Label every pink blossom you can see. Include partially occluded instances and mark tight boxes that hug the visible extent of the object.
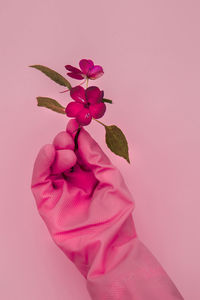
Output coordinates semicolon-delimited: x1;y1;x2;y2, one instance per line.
65;59;104;80
65;86;106;126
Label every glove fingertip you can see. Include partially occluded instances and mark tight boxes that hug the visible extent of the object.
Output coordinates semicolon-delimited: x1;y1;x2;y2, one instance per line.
40;144;56;163
53;131;74;150
66;119;81;138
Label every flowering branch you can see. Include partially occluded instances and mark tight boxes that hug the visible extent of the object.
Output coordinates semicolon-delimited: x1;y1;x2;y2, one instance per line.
30;59;130;163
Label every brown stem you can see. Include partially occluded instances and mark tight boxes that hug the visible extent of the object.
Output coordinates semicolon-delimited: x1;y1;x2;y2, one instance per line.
74;126;81;150
93;118;107;127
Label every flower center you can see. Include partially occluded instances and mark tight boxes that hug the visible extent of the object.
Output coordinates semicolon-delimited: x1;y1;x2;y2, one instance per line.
84;102;90;108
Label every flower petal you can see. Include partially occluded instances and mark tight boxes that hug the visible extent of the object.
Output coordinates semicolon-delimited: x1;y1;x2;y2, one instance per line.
65;102;84;117
85;86;102;104
70;86;86;103
88;65;104;79
67;72;84;80
79;59;94;75
76;108;92;126
89;102;106;119
65;65;82;74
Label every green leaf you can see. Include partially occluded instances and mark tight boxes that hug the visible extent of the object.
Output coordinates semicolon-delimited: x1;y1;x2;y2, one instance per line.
29;65;72;89
105;125;130;163
37;97;66;114
102;98;112;104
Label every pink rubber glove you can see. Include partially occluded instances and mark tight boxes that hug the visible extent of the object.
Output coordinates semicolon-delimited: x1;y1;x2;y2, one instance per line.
31;119;184;300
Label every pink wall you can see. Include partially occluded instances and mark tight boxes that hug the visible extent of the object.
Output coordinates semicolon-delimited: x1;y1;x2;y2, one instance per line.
1;0;199;299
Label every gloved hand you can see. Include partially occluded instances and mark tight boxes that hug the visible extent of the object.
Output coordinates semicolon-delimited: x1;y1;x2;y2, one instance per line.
31;119;184;300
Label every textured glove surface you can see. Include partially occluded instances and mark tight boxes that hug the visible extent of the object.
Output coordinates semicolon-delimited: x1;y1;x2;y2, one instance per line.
31;119;184;300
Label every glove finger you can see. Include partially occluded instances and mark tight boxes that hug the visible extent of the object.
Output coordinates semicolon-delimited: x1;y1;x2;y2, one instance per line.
51;149;77;174
53;131;75;150
31;144;55;187
31;144;56;208
31;131;77;208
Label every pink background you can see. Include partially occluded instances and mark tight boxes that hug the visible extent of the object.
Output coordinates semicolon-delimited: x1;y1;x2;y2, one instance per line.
1;1;199;299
